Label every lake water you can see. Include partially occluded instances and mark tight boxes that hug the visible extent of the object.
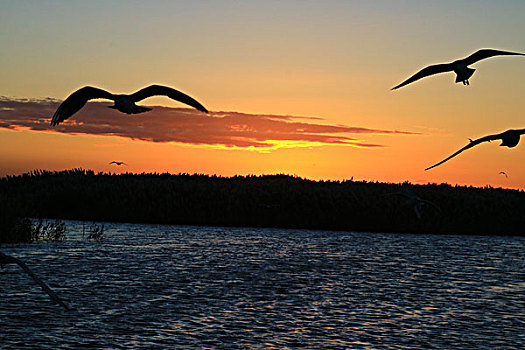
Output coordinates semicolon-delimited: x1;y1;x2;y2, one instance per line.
1;222;524;349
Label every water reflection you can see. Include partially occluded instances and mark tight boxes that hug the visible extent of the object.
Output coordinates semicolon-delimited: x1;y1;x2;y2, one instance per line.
1;223;524;349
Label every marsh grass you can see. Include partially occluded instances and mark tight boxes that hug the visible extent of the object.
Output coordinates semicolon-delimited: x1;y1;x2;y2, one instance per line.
2;168;525;236
86;223;105;242
0;201;32;243
31;219;66;242
0;199;66;243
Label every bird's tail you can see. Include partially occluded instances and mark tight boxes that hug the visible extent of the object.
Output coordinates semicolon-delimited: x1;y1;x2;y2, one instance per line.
455;68;475;83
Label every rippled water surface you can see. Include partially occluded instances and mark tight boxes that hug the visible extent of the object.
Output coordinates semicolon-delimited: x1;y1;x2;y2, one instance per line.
1;222;524;349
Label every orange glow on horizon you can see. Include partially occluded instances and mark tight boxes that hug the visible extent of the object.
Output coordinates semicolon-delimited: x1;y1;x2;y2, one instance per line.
1;2;524;189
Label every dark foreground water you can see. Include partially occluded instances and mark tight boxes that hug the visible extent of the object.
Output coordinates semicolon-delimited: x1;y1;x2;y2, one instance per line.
1;222;524;349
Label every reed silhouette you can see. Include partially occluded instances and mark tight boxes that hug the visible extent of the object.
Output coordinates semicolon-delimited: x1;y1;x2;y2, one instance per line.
2;169;524;236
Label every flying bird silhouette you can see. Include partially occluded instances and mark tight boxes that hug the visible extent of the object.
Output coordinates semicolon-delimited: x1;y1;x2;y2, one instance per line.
50;85;208;126
109;161;127;166
383;183;440;220
499;171;508;178
425;128;525;170
392;49;525;90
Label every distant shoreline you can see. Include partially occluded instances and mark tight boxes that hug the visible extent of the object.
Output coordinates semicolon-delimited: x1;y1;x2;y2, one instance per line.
2;169;525;237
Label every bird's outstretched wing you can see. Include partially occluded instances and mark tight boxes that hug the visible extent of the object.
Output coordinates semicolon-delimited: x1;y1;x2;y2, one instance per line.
391;63;453;90
0;252;71;310
419;198;441;213
463;49;525;66
425;132;504;170
51;86;114;126
130;85;208;113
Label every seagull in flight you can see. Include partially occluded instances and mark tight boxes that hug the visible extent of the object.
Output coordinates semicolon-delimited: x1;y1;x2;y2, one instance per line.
425;128;525;170
392;49;525;90
109;161;127;166
383;183;440;220
50;85;208;126
499;171;508;178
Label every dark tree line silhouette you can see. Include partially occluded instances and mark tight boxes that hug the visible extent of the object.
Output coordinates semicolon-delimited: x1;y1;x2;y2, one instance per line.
1;168;524;241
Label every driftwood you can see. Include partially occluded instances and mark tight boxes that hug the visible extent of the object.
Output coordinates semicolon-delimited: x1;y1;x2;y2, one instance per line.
0;251;71;310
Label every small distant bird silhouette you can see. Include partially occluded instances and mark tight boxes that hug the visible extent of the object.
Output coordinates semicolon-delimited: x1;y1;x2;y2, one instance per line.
109;161;127;166
392;49;525;90
499;171;508;178
50;85;208;126
425;128;525;170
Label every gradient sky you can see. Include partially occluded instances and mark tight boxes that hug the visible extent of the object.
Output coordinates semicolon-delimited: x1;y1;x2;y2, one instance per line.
1;1;524;188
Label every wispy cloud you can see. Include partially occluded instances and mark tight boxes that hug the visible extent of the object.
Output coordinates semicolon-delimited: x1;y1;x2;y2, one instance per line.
0;97;419;150
412;125;452;136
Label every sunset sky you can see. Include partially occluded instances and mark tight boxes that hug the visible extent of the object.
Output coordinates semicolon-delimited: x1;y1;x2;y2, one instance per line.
1;1;524;188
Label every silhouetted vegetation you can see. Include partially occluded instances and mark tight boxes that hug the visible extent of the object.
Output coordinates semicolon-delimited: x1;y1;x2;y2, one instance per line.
1;168;525;238
85;223;105;242
0;202;33;243
0;201;66;244
31;219;66;241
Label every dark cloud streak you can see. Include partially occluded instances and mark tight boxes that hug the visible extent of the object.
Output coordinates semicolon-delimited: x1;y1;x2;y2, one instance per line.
0;97;419;149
